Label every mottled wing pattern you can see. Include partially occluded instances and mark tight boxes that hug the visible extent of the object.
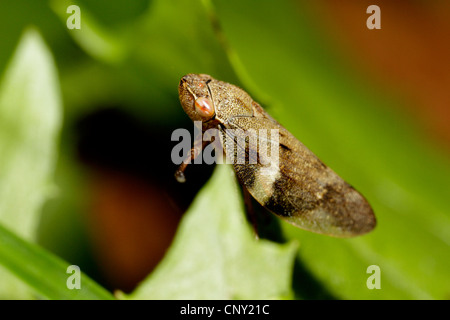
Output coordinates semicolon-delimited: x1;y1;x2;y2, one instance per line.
223;115;376;237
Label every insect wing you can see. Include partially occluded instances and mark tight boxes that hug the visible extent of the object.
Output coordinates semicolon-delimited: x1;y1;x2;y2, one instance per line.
225;115;376;237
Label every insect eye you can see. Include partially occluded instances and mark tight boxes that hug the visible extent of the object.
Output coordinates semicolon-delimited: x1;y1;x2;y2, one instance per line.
194;97;215;120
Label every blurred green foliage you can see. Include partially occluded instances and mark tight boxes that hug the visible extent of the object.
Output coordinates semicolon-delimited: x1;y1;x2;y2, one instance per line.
0;28;113;300
0;28;62;299
0;223;114;299
0;0;448;299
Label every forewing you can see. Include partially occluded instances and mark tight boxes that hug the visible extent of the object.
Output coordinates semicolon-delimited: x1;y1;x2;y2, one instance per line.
225;115;376;237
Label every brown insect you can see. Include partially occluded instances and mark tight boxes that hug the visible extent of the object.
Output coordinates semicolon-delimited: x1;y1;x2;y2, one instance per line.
175;73;376;237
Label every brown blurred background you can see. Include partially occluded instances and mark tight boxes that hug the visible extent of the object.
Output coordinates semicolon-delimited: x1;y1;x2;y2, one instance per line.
315;0;450;147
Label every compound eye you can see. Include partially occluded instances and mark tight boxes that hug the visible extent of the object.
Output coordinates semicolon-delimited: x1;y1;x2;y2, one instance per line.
194;97;215;120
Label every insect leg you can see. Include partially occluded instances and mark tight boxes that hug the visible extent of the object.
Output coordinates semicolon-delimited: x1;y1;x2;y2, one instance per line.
174;137;209;183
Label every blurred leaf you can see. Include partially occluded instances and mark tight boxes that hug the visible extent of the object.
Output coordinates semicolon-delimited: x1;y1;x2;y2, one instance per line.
50;0;126;64
127;165;297;300
0;223;114;300
0;1;64;74
0;28;62;298
75;0;151;27
210;0;450;299
53;0;239;122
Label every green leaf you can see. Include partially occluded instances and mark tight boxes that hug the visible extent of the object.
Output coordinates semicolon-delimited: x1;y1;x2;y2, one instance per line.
210;0;450;299
127;165;297;300
0;28;62;298
0;28;113;300
0;223;114;300
0;28;61;238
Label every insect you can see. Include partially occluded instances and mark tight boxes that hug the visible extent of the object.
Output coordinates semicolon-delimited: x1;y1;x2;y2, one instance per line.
175;73;376;237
